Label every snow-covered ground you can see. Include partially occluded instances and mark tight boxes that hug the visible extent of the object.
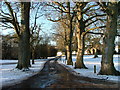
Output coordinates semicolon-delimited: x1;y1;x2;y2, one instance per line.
59;55;120;83
0;55;120;89
0;59;47;88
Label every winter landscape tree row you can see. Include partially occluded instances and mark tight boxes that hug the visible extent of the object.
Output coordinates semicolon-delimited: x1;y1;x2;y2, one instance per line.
0;1;120;75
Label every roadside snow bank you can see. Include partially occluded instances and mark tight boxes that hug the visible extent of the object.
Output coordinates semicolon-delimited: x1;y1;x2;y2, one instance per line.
0;59;46;88
59;55;120;83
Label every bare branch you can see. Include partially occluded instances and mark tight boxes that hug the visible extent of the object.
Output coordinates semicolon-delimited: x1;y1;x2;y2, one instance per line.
32;4;41;32
5;2;20;36
82;26;106;36
85;18;105;27
52;2;67;12
1;23;14;29
86;31;104;35
82;4;98;14
52;33;65;39
0;13;11;19
84;14;106;23
0;18;12;23
45;3;64;13
86;31;120;37
0;9;11;17
97;2;110;14
47;18;62;22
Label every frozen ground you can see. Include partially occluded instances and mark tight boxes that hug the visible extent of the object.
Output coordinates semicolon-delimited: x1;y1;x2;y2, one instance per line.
0;59;47;88
0;55;120;89
59;55;120;83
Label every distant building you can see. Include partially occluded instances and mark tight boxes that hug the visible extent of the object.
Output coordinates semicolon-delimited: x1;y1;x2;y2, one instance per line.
85;44;120;55
85;45;102;55
57;52;62;56
115;45;120;54
72;51;77;55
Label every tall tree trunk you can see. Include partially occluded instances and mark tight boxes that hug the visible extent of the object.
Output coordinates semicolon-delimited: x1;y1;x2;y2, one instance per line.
75;21;87;69
67;21;73;65
66;44;73;65
32;49;35;64
94;49;98;58
64;29;68;60
75;4;87;68
66;2;73;65
16;2;31;70
65;48;67;60
75;25;87;68
99;2;120;75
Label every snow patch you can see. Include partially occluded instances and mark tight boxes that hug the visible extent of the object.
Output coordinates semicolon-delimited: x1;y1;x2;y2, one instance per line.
59;55;120;83
0;60;46;88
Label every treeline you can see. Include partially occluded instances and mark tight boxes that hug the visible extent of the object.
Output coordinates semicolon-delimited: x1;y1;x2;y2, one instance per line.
0;1;120;75
2;35;57;60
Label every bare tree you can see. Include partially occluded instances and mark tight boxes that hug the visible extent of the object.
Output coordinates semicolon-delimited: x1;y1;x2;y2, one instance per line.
44;1;75;65
0;2;31;70
74;2;106;69
52;17;75;60
98;1;120;75
30;25;41;64
30;3;43;64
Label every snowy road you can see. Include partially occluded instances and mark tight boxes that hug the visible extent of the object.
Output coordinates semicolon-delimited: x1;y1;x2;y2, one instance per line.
2;59;119;89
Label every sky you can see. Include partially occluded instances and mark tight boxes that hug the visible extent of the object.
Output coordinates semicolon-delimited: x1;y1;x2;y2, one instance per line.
1;2;56;36
1;2;120;46
1;16;57;45
1;2;58;45
2;17;55;35
35;17;56;36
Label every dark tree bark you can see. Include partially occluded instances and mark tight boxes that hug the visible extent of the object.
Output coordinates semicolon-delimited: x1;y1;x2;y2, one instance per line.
75;21;87;69
66;2;73;65
16;2;31;70
32;49;35;64
94;49;98;58
2;2;31;70
99;2;120;75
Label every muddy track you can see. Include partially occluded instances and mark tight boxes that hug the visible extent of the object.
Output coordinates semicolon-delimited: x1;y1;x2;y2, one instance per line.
2;59;119;90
